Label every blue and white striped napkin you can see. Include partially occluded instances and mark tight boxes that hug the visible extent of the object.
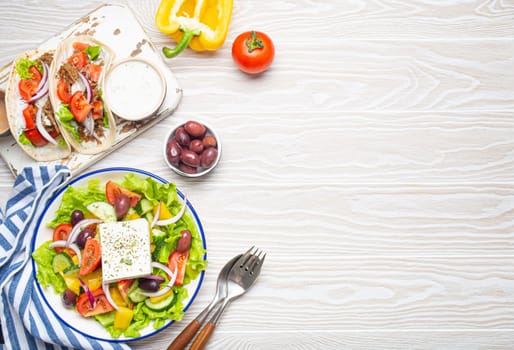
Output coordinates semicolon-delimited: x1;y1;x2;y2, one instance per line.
0;166;131;350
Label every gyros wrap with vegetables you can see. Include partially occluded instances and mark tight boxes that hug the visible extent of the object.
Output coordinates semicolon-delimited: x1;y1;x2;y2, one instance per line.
49;35;116;154
5;50;71;161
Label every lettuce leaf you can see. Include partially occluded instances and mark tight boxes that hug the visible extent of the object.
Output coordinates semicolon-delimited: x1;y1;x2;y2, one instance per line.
16;58;41;79
56;105;80;142
32;240;66;294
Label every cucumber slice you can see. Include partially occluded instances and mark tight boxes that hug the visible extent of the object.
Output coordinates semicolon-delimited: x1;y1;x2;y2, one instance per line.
127;282;147;303
137;198;154;216
94;311;116;327
144;289;176;311
62;264;80;277
52;253;73;273
87;201;117;222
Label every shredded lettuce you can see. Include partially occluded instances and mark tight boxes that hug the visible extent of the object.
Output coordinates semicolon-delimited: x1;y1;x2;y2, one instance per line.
16;58;41;79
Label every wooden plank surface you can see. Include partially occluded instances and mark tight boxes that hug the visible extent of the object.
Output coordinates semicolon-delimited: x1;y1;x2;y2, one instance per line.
0;0;513;349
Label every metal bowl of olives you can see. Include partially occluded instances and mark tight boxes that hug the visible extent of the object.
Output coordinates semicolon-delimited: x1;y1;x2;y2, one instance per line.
163;120;221;177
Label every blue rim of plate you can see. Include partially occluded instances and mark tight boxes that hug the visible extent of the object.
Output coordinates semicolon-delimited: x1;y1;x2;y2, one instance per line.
30;167;207;343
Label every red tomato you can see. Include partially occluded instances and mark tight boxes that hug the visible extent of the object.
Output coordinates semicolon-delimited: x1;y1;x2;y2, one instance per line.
24;129;48;147
87;64;102;82
68;51;88;69
92;100;103;120
72;42;90;52
79;237;101;276
18;79;38;102
52;223;72;253
105;181;141;208
232;31;275;74
167;250;189;286
29;65;43;83
69;91;92;123
22;104;37;130
57;79;71;104
117;279;134;306
76;287;115;317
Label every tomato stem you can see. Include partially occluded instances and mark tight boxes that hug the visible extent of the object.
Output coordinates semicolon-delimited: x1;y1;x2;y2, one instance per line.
245;31;264;53
162;27;201;58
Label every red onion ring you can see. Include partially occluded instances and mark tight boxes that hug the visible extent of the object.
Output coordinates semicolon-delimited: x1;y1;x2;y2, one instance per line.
35;63;49;94
142;275;165;282
155;195;187;227
102;283;119;310
84;113;94;135
78;71;93;103
66;218;103;247
139;262;177;298
79;277;95;308
150;202;161;229
35;107;57;145
49;240;82;264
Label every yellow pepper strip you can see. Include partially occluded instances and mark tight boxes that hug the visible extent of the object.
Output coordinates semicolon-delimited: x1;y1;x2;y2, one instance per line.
114;307;134;331
155;0;233;58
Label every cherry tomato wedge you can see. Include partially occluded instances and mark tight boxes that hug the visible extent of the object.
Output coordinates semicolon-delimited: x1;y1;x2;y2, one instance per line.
232;31;275;74
80;237;102;276
29;65;43;83
52;223;72;253
18;79;38;102
92;100;103;120
22;104;37;130
69;91;92;123
68;51;88;69
105;181;141;208
76;287;115;317
57;79;71;104
167;250;189;286
87;64;102;82
72;42;90;52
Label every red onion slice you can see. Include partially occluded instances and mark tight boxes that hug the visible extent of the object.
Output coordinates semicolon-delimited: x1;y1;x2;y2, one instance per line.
78;71;93;103
155;195;187;227
84;113;94;135
49;240;67;249
28;80;48;103
35;107;57;145
102;283;119;310
35;63;49;94
79;278;95;308
66;218;103;247
142;275;165;282
150;202;161;229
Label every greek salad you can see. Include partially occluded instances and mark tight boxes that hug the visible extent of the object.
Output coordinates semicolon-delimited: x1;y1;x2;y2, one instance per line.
32;173;207;339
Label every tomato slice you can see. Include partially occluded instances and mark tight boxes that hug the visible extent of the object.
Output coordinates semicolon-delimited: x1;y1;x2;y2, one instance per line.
105;181;142;208
18;79;38;102
80;237;102;276
29;65;43;83
57;79;71;104
167;250;189;286
92;100;103;120
87;64;102;82
72;42;90;52
69;91;92;123
52;223;72;253
76;287;115;317
24;129;48;147
68;51;88;69
22;104;37;130
117;279;134;306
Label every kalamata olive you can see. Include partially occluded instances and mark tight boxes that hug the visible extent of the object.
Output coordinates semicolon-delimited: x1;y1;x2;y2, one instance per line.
201;147;218;168
76;227;95;249
202;135;217;148
189;139;204;154
176;230;192;252
166;139;182;165
181;149;201;167
184;120;206;138
71;210;85;226
138;278;160;292
62;289;77;308
175;127;190;146
179;163;197;174
114;193;130;220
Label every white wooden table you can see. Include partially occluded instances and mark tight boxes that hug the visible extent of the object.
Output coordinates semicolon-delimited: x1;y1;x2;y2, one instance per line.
1;1;514;349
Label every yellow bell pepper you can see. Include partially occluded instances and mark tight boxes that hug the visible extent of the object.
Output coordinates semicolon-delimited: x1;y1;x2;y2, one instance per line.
114;307;134;331
155;0;233;58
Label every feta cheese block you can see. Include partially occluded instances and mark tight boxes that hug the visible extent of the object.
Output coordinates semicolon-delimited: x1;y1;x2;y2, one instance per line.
99;218;152;283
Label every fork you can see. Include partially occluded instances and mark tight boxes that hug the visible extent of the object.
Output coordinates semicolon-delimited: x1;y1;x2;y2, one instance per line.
189;247;265;350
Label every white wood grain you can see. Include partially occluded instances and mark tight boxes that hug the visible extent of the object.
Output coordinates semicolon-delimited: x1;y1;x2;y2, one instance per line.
0;0;513;349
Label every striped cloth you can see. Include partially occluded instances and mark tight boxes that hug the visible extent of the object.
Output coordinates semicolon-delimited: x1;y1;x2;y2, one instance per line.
0;166;131;350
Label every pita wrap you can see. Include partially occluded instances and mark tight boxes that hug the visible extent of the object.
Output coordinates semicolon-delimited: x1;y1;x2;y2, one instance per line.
5;50;71;161
49;35;116;154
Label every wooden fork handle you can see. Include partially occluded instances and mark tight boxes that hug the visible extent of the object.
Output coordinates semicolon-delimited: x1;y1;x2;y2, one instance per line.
167;320;202;350
189;322;216;350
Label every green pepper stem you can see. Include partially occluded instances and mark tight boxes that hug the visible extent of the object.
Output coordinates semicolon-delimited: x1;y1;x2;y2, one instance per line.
162;27;201;58
245;31;264;53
